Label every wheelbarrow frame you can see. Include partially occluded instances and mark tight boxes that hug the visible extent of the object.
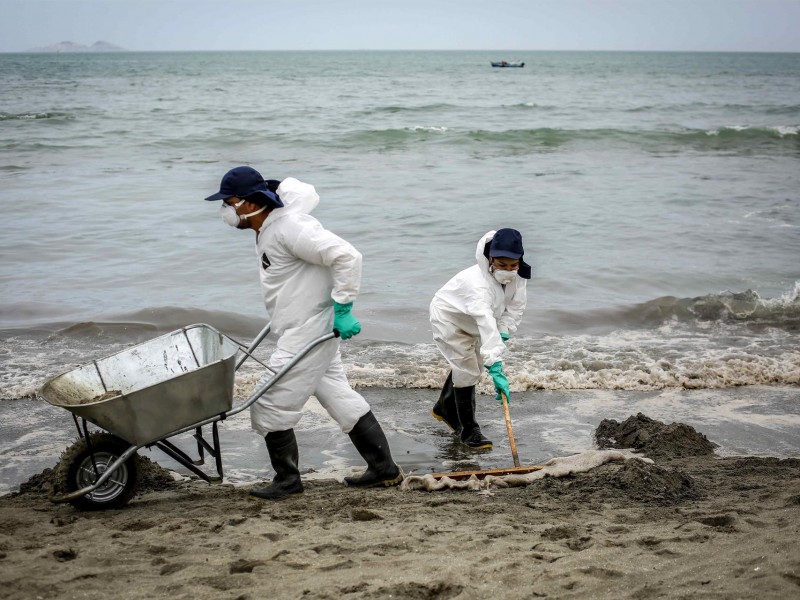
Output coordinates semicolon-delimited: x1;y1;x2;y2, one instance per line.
43;322;336;505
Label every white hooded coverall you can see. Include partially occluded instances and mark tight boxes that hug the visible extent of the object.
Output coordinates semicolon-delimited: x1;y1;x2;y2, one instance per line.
250;177;370;435
429;230;527;388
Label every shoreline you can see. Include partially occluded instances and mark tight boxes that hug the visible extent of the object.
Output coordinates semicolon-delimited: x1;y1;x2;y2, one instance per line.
2;385;800;497
1;414;799;599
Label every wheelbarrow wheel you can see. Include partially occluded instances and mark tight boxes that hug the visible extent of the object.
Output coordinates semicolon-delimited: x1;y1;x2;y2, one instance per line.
54;432;139;511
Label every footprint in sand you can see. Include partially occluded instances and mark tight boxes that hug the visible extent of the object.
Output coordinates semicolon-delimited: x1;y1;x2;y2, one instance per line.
696;514;737;529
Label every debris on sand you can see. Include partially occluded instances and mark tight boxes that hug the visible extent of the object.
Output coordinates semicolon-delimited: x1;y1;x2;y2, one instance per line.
595;412;717;459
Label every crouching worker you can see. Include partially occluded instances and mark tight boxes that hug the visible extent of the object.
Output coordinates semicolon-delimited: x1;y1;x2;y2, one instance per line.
205;166;402;499
429;229;530;449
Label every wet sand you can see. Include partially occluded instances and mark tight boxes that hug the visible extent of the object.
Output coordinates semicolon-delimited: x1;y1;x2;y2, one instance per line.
3;386;800;497
1;415;799;599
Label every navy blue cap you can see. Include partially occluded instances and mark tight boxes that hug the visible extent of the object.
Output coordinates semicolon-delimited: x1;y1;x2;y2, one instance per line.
489;228;524;259
205;166;283;208
483;228;532;279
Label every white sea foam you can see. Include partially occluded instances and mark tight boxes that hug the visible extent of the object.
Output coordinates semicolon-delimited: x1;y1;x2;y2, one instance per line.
328;319;800;392
705;125;799;137
774;125;800;136
9;314;799;403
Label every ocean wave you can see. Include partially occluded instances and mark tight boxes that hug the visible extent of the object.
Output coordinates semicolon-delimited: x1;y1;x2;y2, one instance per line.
764;104;800;116
504;102;558;110
468;125;800;147
704;125;799;138
547;283;800;333
107;123;800;154
0;141;87;152
625;102;800;115
228;326;800;395
360;102;559;115
8;323;798;402
508;329;800;392
1;306;265;340
324;125;800;153
362;103;457;115
3;286;798;400
0;111;72;121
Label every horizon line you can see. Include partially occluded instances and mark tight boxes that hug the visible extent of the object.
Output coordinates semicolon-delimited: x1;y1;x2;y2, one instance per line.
5;48;800;54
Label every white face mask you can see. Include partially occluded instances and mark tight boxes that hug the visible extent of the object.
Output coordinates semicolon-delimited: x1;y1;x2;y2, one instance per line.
491;267;517;285
220;199;267;228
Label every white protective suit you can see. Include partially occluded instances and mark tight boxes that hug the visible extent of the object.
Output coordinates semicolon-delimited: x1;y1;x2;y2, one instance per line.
429;230;527;388
250;177;370;435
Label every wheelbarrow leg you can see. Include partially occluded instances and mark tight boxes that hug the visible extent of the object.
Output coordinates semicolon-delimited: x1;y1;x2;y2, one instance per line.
81;418;101;479
194;427;206;465
154;439;223;483
192;422;225;478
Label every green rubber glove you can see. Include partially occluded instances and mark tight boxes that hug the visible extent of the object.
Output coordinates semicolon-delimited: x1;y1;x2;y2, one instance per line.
332;301;361;340
486;361;510;404
500;332;509;344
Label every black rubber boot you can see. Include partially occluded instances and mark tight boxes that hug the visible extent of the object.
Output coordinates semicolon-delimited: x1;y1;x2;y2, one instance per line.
249;429;304;500
343;411;404;487
454;385;493;450
432;371;463;435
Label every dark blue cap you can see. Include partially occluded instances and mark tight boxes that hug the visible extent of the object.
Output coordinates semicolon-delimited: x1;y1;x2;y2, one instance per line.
205;166;283;208
484;228;532;279
489;228;524;259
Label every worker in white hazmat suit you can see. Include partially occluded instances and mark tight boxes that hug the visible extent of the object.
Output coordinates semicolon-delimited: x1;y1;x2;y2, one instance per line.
429;229;530;449
205;166;402;499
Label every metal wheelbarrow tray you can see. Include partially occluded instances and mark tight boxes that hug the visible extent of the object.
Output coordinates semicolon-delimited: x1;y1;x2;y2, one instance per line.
40;324;239;447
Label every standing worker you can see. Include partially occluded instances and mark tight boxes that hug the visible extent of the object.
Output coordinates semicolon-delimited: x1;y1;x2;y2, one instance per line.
205;166;402;499
429;229;530;449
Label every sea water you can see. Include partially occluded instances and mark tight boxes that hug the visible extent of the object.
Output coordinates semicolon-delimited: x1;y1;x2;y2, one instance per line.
1;51;798;490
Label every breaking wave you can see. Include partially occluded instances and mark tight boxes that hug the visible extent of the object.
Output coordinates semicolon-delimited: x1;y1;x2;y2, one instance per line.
3;286;798;401
362;103;457;115
321;125;800;154
547;283;800;333
0;111;72;121
228;325;800;396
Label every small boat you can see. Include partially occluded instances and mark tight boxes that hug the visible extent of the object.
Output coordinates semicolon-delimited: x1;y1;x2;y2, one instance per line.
491;60;525;68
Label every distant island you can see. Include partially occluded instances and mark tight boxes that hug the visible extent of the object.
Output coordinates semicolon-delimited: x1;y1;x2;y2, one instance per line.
27;41;126;53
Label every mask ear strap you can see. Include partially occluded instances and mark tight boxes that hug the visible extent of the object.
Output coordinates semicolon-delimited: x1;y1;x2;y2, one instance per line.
241;205;267;220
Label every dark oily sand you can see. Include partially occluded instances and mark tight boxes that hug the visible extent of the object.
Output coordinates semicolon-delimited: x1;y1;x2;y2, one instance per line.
595;412;718;459
533;457;704;506
16;454;177;497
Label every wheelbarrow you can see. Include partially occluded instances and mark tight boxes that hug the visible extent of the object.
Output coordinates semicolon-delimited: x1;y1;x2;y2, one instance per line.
38;322;335;510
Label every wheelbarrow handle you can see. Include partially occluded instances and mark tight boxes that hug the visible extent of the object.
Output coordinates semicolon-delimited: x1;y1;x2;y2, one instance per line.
115;331;339;445
235;321;272;370
226;331;338;418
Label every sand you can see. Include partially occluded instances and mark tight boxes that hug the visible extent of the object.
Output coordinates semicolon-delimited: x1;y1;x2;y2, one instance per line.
1;414;799;600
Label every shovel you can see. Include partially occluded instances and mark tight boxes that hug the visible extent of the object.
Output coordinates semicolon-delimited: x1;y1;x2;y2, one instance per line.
430;391;543;481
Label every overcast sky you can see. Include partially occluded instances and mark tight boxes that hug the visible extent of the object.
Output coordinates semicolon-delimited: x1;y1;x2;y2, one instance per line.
1;0;799;53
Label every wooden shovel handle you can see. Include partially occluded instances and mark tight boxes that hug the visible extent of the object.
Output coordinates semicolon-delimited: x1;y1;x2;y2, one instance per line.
501;392;521;467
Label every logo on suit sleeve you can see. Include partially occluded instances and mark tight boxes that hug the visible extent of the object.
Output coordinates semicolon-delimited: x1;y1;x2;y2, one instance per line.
261;253;271;269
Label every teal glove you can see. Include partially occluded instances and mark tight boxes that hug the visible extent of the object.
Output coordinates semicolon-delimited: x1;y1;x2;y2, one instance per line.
332;301;361;340
486;361;510;404
500;332;509;344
